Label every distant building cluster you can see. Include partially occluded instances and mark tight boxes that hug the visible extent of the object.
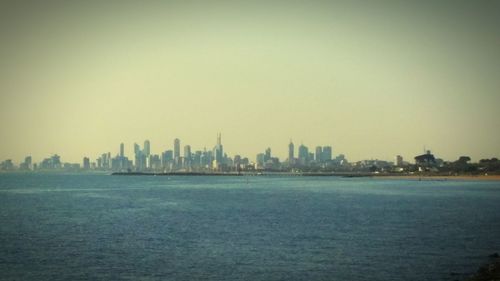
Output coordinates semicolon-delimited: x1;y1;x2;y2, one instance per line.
253;141;343;171
1;137;499;175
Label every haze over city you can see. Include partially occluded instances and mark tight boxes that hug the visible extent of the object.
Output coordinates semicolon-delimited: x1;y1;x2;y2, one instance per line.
1;1;499;163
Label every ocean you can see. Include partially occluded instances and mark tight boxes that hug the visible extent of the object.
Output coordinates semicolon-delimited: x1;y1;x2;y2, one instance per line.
0;173;499;281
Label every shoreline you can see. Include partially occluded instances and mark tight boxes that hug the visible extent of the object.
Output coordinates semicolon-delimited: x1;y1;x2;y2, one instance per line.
372;174;500;181
110;172;500;181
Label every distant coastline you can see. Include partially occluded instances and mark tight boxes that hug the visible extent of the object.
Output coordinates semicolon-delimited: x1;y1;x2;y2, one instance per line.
2;170;499;181
110;171;500;180
111;172;243;176
373;174;500;181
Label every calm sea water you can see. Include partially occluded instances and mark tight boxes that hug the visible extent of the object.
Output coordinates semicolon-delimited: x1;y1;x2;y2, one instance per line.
0;174;499;281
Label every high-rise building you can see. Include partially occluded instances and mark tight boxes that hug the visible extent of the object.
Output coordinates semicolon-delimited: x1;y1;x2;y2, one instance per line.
308;152;314;161
134;143;141;156
184;145;192;168
288;140;294;161
144;140;150;157
264;148;271;162
234;155;241;166
149;154;161;170
39;154;62;170
298;144;309;165
135;152;147;171
133;143;147;171
20;156;32;170
201;148;212;168
174;138;180;159
395;155;403;167
184;145;191;158
213;133;224;166
193;151;202;168
100;153;110;169
315;146;323;162
25;156;32;167
256;153;265;168
322;146;332;162
161;150;173;169
83;157;90;170
52;155;61;168
120;143;124;158
1;159;14;170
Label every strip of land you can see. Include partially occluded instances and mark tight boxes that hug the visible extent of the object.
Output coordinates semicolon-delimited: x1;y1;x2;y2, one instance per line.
372;174;500;181
111;171;500;180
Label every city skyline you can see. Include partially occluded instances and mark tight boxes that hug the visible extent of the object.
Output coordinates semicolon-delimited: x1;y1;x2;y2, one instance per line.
2;136;336;166
0;132;498;165
1;134;497;168
3;133;500;176
1;1;500;163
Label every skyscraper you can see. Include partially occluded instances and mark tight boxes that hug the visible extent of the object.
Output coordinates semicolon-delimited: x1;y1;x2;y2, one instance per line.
133;143;146;171
288;140;294;161
298;144;309;165
184;145;191;168
256;153;265;168
184;144;190;155
315;146;323;162
120;143;124;158
20;156;32;170
25;156;32;167
264;147;271;162
134;143;140;155
214;133;223;162
161;150;173;169
143;140;150;157
174;138;180;159
212;133;225;170
322;146;332;162
83;157;90;170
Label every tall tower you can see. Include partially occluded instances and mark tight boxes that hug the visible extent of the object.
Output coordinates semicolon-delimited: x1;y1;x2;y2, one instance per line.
322;146;332;161
184;145;191;159
298;144;308;162
184;145;192;169
174;138;180;159
120;143;124;158
143;140;150;157
214;133;223;163
265;147;271;162
315;146;323;162
83;157;90;170
288;140;294;161
134;143;141;156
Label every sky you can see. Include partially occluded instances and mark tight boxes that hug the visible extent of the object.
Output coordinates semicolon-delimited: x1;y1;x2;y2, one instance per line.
1;0;499;164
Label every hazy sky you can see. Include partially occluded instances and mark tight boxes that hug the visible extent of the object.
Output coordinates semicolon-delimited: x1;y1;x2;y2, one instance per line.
1;0;499;163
